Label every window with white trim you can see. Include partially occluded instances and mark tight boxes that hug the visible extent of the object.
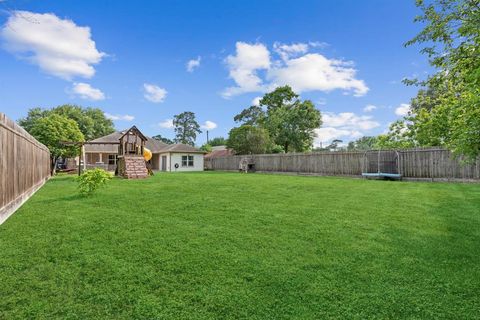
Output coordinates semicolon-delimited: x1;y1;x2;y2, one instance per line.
181;155;194;167
108;154;117;165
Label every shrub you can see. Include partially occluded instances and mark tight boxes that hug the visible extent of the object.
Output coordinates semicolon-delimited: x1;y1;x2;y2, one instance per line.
77;168;112;196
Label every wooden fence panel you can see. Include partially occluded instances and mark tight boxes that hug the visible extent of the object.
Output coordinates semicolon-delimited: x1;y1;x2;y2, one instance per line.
0;112;50;224
206;148;480;181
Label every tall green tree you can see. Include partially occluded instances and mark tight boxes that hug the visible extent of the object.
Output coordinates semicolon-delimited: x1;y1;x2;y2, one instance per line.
29;114;84;175
172;111;202;146
19;105;115;141
234;86;322;153
227;125;270;155
388;0;480;160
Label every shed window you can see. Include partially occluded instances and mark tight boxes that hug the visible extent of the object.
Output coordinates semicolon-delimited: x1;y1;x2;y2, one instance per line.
108;154;117;165
181;155;194;167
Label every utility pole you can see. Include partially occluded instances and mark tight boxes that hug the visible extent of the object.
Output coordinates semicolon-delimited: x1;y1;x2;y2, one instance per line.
206;130;209;144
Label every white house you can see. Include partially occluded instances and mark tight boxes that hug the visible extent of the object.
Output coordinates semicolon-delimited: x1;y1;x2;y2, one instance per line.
78;129;205;172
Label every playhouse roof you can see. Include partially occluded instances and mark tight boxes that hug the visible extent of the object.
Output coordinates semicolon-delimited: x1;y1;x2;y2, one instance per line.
118;126;148;142
83;128;204;154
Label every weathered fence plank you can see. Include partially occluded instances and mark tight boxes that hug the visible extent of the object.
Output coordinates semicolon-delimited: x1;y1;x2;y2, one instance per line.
0;112;50;224
206;148;480;181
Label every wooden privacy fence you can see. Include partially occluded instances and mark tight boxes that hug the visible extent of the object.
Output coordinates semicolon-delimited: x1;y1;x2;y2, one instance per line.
206;148;480;181
0;112;50;224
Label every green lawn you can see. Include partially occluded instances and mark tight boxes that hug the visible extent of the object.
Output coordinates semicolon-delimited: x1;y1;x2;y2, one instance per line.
0;172;479;319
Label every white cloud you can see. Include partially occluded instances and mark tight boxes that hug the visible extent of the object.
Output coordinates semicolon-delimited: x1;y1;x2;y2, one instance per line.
315;127;362;145
323;112;380;130
1;11;105;80
201;120;217;130
222;42;271;98
363;104;377;112
314;112;380;145
222;41;368;98
158;119;174;129
104;113;134;121
143;83;167;103
395;103;411;116
251;96;262;106
273;42;309;61
186;56;201;72
268;54;368;97
71;82;105;100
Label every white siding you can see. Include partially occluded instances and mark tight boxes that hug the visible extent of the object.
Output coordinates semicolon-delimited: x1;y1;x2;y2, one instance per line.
163;153;204;172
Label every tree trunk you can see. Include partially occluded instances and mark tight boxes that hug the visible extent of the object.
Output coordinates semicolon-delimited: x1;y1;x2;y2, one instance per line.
50;156;58;176
284;142;289;153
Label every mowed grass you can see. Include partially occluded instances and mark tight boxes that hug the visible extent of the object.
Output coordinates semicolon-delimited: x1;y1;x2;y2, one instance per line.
0;172;479;319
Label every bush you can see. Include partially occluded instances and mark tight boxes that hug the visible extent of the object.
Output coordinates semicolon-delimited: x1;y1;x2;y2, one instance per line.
77;168;112;196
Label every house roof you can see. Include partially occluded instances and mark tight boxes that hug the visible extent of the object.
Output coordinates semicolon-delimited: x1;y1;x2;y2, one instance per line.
205;148;234;159
84;129;203;154
159;143;207;154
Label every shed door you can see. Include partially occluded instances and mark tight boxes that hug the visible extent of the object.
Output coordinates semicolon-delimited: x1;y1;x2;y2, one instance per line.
161;156;167;171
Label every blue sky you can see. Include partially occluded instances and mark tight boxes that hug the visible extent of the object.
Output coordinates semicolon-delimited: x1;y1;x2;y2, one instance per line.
0;0;429;146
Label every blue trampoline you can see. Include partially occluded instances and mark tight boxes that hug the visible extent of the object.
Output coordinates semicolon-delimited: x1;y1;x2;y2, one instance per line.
362;150;402;180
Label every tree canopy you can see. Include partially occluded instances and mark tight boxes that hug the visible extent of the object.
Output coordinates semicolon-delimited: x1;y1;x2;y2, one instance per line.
347;136;379;151
233;86;322;153
29;113;84;174
173;111;202;146
19;105;115;141
152;134;174;144
382;0;480;160
227;125;270;155
208;137;227;146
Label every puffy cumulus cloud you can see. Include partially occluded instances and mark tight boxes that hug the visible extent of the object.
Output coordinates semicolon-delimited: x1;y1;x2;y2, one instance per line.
314;112;380;145
222;42;271;98
200;120;217;130
222;41;368;98
1;11;105;80
104;113;134;121
143;83;167;103
395;103;411;116
363;104;377;112
323;112;380;130
71;82;105;100
268;54;368;97
158;119;174;129
186;56;201;72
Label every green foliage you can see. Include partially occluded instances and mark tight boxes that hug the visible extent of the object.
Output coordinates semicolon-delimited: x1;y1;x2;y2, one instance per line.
19;105;115;141
200;143;212;152
227;125;270;155
234;86;322;153
347;136;379;151
391;0;480;160
270;144;285;153
29;114;84;173
234;105;265;126
172;111;202;146
76;168;112;196
152;134;174;144
208;136;228;147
